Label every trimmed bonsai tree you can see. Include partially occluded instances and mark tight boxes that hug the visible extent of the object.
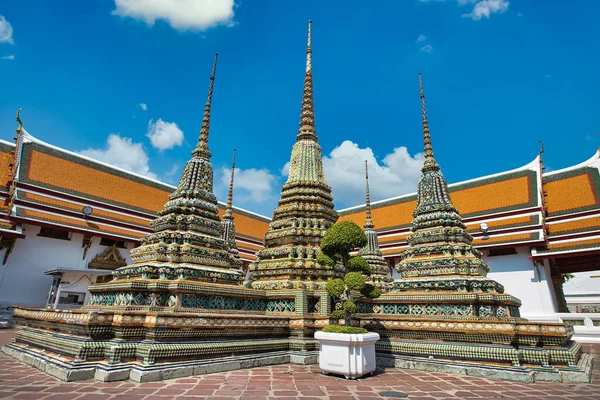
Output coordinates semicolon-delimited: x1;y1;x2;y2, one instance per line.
318;220;381;333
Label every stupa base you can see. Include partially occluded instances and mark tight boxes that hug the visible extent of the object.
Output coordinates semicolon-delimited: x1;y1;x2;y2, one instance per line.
2;340;307;382
376;342;594;383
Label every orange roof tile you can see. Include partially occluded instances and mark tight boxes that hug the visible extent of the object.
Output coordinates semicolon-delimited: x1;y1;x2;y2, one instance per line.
545;238;600;251
338;200;417;230
465;215;536;232
381;247;406;256
339;171;536;231
452;176;532;215
545;172;599;215
472;233;536;246
550;217;600;236
21;192;152;228
19;209;144;240
0;146;13;190
23;147;170;214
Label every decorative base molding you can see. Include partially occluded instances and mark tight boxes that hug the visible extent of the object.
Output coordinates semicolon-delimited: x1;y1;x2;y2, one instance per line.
376;351;594;383
2;343;292;383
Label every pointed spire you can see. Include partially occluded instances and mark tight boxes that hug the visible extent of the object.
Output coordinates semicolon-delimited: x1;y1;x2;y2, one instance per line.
364;160;374;229
296;20;317;142
193;53;219;159
418;73;440;172
418;73;434;159
223;149;236;220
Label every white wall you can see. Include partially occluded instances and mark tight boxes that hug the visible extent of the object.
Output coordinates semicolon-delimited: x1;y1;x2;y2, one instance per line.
0;224;132;309
563;271;600;295
484;247;558;318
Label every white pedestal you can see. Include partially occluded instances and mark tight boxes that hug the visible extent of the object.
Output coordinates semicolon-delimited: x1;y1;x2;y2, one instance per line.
314;331;380;379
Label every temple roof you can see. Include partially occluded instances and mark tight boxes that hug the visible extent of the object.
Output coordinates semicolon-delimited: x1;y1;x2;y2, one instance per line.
339;156;545;257
5;133;269;261
1;129;598;263
532;149;600;260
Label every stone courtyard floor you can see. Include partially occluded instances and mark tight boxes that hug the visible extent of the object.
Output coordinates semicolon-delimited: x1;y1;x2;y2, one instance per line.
0;329;598;400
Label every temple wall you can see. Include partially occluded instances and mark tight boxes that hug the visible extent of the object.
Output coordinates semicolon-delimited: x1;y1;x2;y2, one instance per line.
0;224;132;310
484;247;558;318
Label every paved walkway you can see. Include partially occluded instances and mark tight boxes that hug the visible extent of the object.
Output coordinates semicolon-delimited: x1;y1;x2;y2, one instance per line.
0;329;598;400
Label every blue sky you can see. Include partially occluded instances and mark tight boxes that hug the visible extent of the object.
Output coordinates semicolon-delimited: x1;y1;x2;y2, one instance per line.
0;0;598;216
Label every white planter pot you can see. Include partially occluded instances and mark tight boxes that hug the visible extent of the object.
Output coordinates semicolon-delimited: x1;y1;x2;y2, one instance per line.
314;331;380;379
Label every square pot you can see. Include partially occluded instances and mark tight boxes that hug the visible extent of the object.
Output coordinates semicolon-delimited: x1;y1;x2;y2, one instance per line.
314;331;380;379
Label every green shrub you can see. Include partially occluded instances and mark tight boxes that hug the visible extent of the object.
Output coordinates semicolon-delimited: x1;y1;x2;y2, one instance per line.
325;278;345;297
316;251;335;267
332;309;345;319
348;256;371;275
342;300;357;314
321;325;368;334
321;221;367;258
344;272;365;291
360;283;381;299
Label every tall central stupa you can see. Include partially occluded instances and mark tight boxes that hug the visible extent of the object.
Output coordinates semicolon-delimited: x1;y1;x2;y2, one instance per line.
250;21;341;290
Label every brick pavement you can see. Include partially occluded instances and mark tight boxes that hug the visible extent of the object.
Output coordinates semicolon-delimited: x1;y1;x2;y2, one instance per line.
0;329;598;399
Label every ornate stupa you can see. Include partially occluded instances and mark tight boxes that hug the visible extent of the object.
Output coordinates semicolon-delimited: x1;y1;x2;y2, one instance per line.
390;73;502;294
250;21;341;290
359;160;392;290
88;53;245;309
221;149;243;271
356;75;587;380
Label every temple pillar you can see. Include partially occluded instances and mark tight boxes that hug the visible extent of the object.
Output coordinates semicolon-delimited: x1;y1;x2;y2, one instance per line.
549;260;569;313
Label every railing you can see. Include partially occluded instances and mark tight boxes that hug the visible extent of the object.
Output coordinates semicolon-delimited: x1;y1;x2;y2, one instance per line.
556;313;600;343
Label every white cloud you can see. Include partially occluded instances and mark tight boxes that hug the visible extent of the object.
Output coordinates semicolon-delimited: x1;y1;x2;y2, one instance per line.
218;166;278;206
282;141;423;208
113;0;235;31
420;44;433;53
79;134;158;180
417;34;427;42
420;0;509;20
2;54;15;60
146;118;184;151
0;16;13;44
462;0;509;20
138;103;147;111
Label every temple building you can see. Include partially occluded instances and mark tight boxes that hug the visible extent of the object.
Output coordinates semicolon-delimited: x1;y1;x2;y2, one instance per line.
0;21;595;382
0;26;598;340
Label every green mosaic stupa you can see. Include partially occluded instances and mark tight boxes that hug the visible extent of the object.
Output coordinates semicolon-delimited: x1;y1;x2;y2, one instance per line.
359;161;392;290
389;73;506;299
109;53;245;293
250;20;342;290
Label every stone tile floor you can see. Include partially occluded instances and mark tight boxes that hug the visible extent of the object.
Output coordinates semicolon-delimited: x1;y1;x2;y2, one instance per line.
0;329;598;400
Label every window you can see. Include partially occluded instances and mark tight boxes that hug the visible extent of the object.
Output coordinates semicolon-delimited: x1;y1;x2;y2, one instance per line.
57;292;86;306
487;248;517;257
99;238;126;248
95;275;113;283
38;227;70;240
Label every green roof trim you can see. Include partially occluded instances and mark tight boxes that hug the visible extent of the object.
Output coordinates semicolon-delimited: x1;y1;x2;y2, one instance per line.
0;141;15;153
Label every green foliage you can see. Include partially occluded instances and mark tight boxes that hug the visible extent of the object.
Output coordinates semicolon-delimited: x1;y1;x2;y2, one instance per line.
360;283;382;299
562;273;575;283
348;256;371;275
316;251;335;267
320;221;367;258
344;272;365;291
332;309;345;319
342;300;357;314
321;325;368;334
325;279;345;297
